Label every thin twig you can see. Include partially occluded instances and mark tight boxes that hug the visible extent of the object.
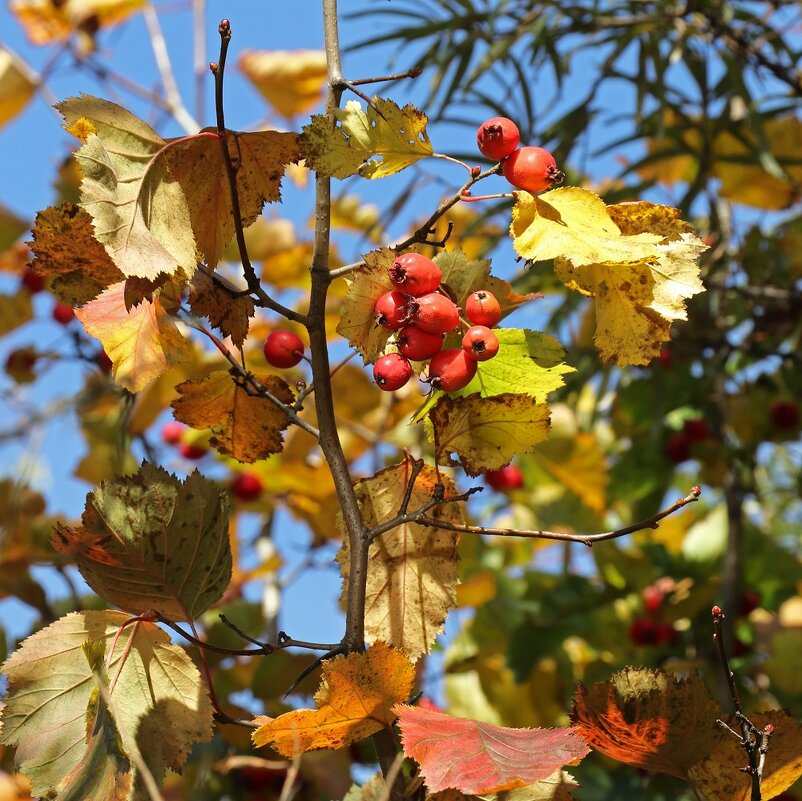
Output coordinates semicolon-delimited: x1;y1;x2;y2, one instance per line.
348;66;423;86
192;0;206;124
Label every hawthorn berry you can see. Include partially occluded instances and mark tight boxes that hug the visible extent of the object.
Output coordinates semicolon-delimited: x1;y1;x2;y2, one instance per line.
462;325;500;362
161;421;185;445
52;302;75;325
374;290;408;331
404;293;460;335
770;399;799;430
95;349;113;374
396;325;445;361
427;348;477;392
664;431;692;464
231;472;264;502
682;418;710;442
264;330;304;369
642;586;663;616
737;590;760;617
20;268;45;294
4;348;37;381
465;290;501;328
503;146;563;193
629;618;660;646
389;253;442;297
484;464;524;492
655;622;679;646
179;442;207;460
373;353;413;391
476;116;520;161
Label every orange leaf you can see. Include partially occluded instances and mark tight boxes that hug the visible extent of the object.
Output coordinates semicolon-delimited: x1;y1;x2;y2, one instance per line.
252;642;414;756
395;705;589;794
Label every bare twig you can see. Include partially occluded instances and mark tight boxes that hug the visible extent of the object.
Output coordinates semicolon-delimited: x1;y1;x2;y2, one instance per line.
348;66;423;86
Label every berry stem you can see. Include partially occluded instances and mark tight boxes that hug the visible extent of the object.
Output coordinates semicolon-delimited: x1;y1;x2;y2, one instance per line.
431;152;474;176
460;191;515;203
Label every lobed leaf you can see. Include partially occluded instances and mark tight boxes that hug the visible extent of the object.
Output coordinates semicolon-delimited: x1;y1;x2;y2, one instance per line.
189;270;255;348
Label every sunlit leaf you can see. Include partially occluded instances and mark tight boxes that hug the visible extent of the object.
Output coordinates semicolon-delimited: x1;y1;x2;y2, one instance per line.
189;270;255;348
252;642;414;755
0;290;33;336
0;47;37;129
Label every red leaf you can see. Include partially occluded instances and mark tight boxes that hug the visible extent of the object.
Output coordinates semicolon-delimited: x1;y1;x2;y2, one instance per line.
394;704;589;795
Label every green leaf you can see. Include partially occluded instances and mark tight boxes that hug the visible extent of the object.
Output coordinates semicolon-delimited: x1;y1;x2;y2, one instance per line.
0;610;212;800
52;462;231;621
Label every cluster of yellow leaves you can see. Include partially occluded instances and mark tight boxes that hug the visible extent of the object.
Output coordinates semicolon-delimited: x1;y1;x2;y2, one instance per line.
0;47;38;129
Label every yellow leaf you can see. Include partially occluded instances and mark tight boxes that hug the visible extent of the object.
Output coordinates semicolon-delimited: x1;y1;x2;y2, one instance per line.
330;194;381;240
0;47;37;129
456;570;497;608
239;50;327;119
301;98;432;180
431;393;551;476
172;370;294;463
252;642;414;756
75;281;193;393
337;462;463;659
0;291;33;337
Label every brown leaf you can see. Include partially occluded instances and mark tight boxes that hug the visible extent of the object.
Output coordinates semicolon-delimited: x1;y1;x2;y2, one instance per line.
172;370;294;463
252;642;415;756
189;269;255;348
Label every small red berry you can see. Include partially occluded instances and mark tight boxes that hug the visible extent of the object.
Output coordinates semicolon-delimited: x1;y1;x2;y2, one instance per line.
374;290;408;331
484;464;524;492
711;605;723;617
96;349;113;374
388;253;442;297
643;586;663;616
231;472;263;502
503;146;563;193
664;431;692;464
476;117;520;161
770;399;799;430
682;418;710;442
264;330;304;369
462;325;500;362
52;302;75;325
629;618;660;646
404;293;460;335
161;421;185;445
179;442;207;460
428;348;477;392
20;268;45;294
738;590;760;617
659;346;673;368
655;623;679;646
465;290;501;328
373;353;413;391
396;325;445;361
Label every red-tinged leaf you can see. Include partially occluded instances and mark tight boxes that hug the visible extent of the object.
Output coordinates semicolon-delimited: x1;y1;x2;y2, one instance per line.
394;704;589;795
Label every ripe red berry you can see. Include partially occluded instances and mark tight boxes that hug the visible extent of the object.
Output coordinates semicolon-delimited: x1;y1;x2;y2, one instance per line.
655;622;679;646
396;325;445;361
643;586;663;616
484;464;524;492
659;346;672;368
264;330;304;369
427;348;477;392
629;618;660;646
20;268;45;294
664;431;692;464
404;293;460;335
161;421;185;445
770;399;799;430
388;253;442;297
462;325;500;362
231;472;264;502
476;117;520;161
503;146;563;193
95;349;113;374
682;418;710;442
179;442;207;460
738;590;760;617
465;290;501;328
52;302;75;325
374;290;408;331
373;353;413;391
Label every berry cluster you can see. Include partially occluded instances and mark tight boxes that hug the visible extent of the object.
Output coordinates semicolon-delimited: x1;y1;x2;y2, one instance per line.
373;253;503;393
476;117;563;193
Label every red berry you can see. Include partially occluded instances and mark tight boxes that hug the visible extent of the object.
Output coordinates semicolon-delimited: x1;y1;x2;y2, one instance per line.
629;618;660;646
373;353;413;391
396;325;444;361
404;293;460;335
465;290;501;328
427;348;477;392
711;605;723;617
770;399;799;430
462;325;500;362
264;330;304;369
161;421;185;445
682;418;710;442
96;349;113;374
738;590;760;617
374;290;408;331
655;622;679;646
502;146;563;193
664;431;692;464
179;442;207;460
484;464;524;492
643;586;663;616
231;472;263;502
52;302;75;325
4;347;37;377
389;253;442;297
20;268;45;294
476;117;520;161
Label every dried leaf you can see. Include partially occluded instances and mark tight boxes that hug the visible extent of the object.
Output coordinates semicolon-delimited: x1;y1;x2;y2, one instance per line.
427;770;579;801
431;393;550;475
189;270;255;347
75;281;193;393
52;462;231;621
337;462;463;659
252;642;414;756
172;370;294;463
0;47;37;129
396;705;589;795
0;610;212;799
0;291;33;336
